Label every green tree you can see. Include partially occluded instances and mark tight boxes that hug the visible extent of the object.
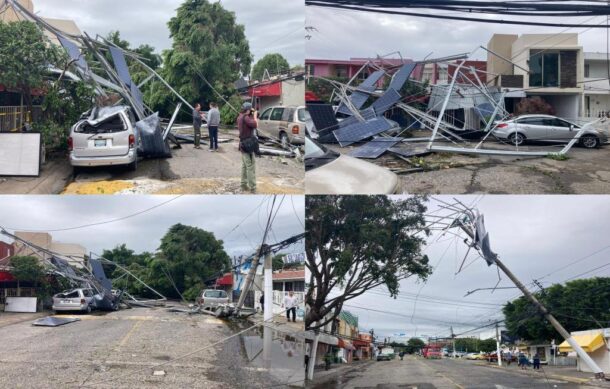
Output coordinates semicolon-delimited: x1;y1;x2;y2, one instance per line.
0;21;63;119
454;337;496;353
272;253;285;271
306;76;348;103
157;223;231;300
251;53;290;81
405;337;426;353
220;95;243;126
305;195;432;330
503;277;610;342
150;0;252;116
10;256;45;290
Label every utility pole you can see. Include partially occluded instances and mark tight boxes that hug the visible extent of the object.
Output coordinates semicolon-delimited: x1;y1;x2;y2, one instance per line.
495;322;502;367
235;247;263;312
450;327;456;359
457;213;606;379
263;249;273;369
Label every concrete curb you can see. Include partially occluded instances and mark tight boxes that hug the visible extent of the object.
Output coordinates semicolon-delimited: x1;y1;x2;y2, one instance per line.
473;361;595;385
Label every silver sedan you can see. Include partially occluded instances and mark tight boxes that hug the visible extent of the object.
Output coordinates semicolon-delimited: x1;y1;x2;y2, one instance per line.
492;115;608;149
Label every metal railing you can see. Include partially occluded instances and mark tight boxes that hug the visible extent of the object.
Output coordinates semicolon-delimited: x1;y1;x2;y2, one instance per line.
0;106;43;132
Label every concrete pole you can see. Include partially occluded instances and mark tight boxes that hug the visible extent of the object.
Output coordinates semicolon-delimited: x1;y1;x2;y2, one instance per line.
307;327;320;381
495;322;502;367
458;224;605;379
262;251;273;368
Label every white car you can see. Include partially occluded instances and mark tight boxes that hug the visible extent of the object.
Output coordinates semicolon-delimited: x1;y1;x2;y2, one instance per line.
198;289;230;310
52;288;96;313
305;137;399;194
68;106;138;170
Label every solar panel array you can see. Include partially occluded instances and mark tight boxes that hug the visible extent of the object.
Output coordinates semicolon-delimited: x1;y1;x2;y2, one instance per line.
389;145;431;158
333;117;393;147
349;137;402;159
338;107;377;128
336;69;386;115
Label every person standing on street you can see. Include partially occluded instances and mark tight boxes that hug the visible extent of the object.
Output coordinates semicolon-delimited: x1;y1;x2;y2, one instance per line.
505;350;512;366
284;291;298;322
259;293;264;313
237;102;258;193
207;102;220;151
193;102;203;149
533;353;541;370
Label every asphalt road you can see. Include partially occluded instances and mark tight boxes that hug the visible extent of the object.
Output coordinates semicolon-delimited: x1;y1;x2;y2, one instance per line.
0;307;294;388
310;356;598;389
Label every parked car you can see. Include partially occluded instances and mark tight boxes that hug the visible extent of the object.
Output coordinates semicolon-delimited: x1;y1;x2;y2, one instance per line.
305;136;399;194
52;288;96;313
257;106;307;147
377;347;395;361
492;114;608;149
68;106;139;170
197;289;230;310
486;352;517;363
465;352;487;360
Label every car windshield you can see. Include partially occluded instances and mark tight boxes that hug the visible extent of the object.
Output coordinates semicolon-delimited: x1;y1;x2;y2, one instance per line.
204;290;227;298
77;114;127;134
305;137;340;171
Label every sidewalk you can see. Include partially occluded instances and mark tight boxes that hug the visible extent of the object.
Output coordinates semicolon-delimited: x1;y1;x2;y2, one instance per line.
473;360;610;387
310;359;375;384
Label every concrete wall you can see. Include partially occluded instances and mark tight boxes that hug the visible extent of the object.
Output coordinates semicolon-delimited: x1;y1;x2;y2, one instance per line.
487;34;518;79
0;0;34;23
13;232;52;261
50;242;86;269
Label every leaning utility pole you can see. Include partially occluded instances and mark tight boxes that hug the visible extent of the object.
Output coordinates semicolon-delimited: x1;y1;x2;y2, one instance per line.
495;322;502;367
262;249;273;368
455;209;605;379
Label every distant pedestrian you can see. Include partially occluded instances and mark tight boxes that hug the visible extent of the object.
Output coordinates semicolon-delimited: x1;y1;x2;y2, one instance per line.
518;353;528;370
207;102;220;151
192;102;203;149
533;353;541;370
399;351;404;360
259;293;264;313
505;350;512;366
237;102;258;193
284;291;298;322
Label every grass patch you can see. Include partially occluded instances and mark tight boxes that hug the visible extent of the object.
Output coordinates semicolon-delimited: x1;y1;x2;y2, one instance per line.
546;153;570;161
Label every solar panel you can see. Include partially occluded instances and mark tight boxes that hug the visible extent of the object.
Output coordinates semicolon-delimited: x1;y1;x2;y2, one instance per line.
389;63;416;91
57;35;89;72
333;117;393;147
110;47;145;115
306;104;339;136
349;137;402;159
0;133;41;176
338;107;377;128
336;69;386;115
389;145;431;158
371;88;402;115
33;317;81;327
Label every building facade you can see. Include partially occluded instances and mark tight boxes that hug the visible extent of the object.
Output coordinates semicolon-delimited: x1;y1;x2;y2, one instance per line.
487;33;584;119
584;52;610;118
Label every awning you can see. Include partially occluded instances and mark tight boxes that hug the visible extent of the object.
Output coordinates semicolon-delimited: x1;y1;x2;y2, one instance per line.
249;82;282;97
352;339;370;348
0;271;15;282
338;338;356;350
558;333;606;353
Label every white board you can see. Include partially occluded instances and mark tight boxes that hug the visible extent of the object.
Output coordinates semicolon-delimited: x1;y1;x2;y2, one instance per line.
0;133;41;176
5;297;38;313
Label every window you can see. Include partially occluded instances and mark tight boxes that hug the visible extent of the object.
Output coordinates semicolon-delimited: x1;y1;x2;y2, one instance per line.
282;108;295;122
544;118;571;128
204;290;227;298
270;108;284;121
82;289;93;297
259;108;272;121
305;64;315;76
335;65;348;78
63;290;80;299
357;71;369;81
517;117;546;126
584;64;590;78
298;108;311;122
530;50;559;87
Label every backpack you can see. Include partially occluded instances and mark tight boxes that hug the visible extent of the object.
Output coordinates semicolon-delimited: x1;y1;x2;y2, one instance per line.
240;114;260;154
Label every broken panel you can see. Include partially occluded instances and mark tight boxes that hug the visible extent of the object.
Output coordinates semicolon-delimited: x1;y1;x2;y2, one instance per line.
109;47;145;115
332;117;394;147
338;107;377;128
371;88;402;115
389;63;416;91
33;317;81;327
336;69;385;116
306;103;340;136
349;137;402;159
57;35;89;72
135;113;172;158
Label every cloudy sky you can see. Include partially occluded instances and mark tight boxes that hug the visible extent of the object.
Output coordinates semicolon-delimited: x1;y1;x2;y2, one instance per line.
34;0;304;66
0;195;304;259
326;195;610;341
305;6;609;61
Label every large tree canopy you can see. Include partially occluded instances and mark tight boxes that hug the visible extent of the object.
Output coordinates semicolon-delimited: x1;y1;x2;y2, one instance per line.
150;0;252;114
305;195;432;330
251;53;290;81
101;224;231;301
503;277;610;342
0;21;63;114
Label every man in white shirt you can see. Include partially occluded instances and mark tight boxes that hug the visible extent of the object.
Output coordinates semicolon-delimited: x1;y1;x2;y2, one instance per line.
284;291;298;322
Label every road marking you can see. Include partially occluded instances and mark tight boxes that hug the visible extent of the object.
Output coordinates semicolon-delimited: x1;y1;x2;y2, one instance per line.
415;358;465;389
117;320;143;350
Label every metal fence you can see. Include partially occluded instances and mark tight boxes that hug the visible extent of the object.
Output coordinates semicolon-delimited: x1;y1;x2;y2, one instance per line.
0;287;37;305
0;106;43;132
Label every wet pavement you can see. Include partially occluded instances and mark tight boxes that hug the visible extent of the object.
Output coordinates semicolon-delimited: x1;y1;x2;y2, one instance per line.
308;356;603;389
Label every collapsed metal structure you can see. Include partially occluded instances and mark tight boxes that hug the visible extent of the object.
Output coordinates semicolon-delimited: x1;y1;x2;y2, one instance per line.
307;51;606;162
0;227;167;310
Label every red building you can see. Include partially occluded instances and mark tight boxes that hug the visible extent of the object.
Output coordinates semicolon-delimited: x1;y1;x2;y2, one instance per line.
423;60;487;85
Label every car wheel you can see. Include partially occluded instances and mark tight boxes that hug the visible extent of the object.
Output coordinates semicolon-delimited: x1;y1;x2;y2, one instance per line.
280;132;289;149
580;135;599;149
508;133;525;146
128;156;138;171
86;305;92;314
